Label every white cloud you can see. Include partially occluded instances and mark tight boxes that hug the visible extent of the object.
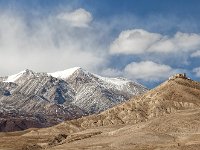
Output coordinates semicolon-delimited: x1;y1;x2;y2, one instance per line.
0;9;198;83
174;32;200;51
0;10;107;76
191;50;200;57
124;61;179;81
110;29;200;54
57;8;92;27
110;29;161;54
193;67;200;77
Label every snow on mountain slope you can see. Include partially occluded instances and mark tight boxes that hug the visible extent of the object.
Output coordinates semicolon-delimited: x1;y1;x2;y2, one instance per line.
48;67;81;79
3;69;38;84
3;70;26;83
95;75;145;94
49;67;146;94
60;67;148;113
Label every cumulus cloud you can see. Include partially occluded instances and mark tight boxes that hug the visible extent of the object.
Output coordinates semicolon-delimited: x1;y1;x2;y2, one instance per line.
191;50;200;57
110;29;161;54
110;29;200;54
193;67;200;77
124;61;180;81
57;8;92;27
99;61;185;82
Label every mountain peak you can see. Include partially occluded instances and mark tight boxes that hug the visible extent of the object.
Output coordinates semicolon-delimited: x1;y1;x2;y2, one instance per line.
3;69;35;83
48;67;83;79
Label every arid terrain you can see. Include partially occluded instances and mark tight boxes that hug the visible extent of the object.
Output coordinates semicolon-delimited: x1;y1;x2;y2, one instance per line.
0;75;200;150
0;0;200;149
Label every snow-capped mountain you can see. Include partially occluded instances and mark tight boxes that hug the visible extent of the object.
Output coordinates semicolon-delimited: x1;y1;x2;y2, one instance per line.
48;67;81;79
51;67;147;113
0;67;148;131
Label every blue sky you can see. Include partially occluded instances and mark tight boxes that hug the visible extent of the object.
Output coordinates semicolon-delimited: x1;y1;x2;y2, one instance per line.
0;0;200;88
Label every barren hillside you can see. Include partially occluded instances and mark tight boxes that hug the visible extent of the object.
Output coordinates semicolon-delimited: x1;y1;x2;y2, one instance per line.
0;75;200;150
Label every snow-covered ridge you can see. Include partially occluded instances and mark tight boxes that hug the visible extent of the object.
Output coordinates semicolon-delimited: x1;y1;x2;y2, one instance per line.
3;70;26;83
94;74;146;93
48;67;81;79
3;67;82;83
3;67;142;90
97;75;130;85
3;69;36;83
48;67;133;87
50;67;146;93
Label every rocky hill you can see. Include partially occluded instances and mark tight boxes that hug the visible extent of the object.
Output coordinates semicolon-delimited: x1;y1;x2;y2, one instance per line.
34;74;200;132
0;67;147;131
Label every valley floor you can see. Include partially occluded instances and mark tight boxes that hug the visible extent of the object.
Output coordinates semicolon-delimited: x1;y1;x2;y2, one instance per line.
1;109;200;150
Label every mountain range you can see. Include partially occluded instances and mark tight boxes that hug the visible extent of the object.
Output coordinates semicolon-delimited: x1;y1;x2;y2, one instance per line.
0;67;147;132
0;74;199;150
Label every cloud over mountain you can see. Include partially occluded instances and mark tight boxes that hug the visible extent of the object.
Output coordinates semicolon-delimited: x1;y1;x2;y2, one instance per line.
0;9;106;76
110;29;200;54
110;29;161;54
124;61;180;81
